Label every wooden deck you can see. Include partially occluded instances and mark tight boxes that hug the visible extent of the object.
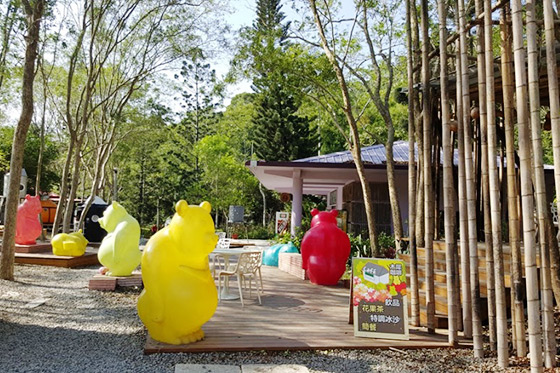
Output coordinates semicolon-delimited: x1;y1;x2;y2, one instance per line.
15;242;52;253
144;265;470;354
15;247;100;268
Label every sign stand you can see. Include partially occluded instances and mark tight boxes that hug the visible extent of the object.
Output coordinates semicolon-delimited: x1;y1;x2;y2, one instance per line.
351;257;409;340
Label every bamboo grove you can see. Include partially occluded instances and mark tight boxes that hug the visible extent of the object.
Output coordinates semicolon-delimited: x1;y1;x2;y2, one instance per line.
406;0;560;370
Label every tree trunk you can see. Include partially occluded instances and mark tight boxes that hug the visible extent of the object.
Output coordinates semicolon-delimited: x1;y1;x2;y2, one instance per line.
543;0;560;307
526;0;555;366
386;125;403;243
358;2;401;246
437;0;457;345
413;0;424;250
499;2;525;358
52;139;75;234
62;136;85;232
78;148;104;229
35;73;46;195
420;0;435;333
0;0;45;280
309;0;379;253
511;0;543;369
406;0;420;327
259;182;266;227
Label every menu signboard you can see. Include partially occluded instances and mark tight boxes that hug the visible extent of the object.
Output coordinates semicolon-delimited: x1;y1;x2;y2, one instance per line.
352;258;409;340
275;212;289;234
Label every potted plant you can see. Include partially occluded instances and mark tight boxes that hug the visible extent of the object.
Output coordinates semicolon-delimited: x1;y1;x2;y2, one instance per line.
378;232;396;259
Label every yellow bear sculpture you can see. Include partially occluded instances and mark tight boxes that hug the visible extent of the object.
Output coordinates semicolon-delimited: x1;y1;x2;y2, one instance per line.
97;201;141;277
51;230;88;257
137;200;218;345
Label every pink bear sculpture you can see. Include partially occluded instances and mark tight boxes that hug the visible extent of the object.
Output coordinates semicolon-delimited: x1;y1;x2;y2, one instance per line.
15;194;42;245
301;209;351;285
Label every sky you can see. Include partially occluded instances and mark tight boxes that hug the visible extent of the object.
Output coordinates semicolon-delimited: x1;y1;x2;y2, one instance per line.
216;0;358;106
214;1;257;105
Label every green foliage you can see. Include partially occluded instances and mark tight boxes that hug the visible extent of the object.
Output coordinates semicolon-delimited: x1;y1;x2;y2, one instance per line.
378;231;395;248
378;231;396;259
272;229;304;252
0;125;60;195
244;223;275;239
346;231;396;265
0;148;8;172
349;233;371;256
194;134;261;224
238;0;319;162
215;93;256;158
542;128;554;166
251;83;318;161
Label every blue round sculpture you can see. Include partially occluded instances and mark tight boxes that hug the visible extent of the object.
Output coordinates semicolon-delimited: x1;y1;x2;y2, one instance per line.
263;242;298;266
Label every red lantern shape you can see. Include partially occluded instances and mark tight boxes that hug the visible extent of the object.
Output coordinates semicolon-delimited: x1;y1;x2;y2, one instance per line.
301;209;351;285
15;194;42;245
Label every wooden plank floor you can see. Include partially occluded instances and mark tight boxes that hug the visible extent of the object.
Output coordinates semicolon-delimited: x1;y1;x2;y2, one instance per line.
145;266;470;354
15;247;100;268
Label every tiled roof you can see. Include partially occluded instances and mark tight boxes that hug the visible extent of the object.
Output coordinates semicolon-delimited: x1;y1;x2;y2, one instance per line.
293;141;422;165
292;140;552;169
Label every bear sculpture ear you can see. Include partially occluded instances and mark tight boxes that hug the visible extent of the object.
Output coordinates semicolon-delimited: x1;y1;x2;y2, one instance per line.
330;209;339;218
311;208;319;217
25;194;31;200
199;201;212;213
77;229;82;233
175;200;189;216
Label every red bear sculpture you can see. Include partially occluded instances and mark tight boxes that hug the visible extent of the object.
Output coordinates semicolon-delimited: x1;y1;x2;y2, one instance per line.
301;209;351;285
15;194;42;245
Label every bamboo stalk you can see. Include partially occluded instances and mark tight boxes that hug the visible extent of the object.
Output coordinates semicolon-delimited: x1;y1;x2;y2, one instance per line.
456;40;472;338
412;0;425;251
406;0;420;327
464;0;484;358
479;2;496;344
527;0;556;367
544;0;560;310
438;0;458;346
510;0;543;370
499;3;525;358
420;0;435;333
416;166;424;247
458;0;472;338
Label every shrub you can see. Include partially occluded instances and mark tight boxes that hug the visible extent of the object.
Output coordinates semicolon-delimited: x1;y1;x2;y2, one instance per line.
272;227;305;251
245;224;275;239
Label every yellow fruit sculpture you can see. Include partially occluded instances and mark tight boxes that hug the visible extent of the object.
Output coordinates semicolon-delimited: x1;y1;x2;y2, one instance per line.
137;200;218;345
51;230;89;257
97;201;141;277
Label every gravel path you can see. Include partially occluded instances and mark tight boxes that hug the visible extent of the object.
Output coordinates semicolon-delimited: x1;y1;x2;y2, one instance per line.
0;264;546;372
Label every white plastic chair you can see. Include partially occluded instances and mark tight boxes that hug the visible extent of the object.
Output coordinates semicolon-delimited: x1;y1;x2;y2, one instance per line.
210;238;232;279
218;251;263;307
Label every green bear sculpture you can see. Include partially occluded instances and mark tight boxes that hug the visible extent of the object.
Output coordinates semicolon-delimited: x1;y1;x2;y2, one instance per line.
97;201;141;277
